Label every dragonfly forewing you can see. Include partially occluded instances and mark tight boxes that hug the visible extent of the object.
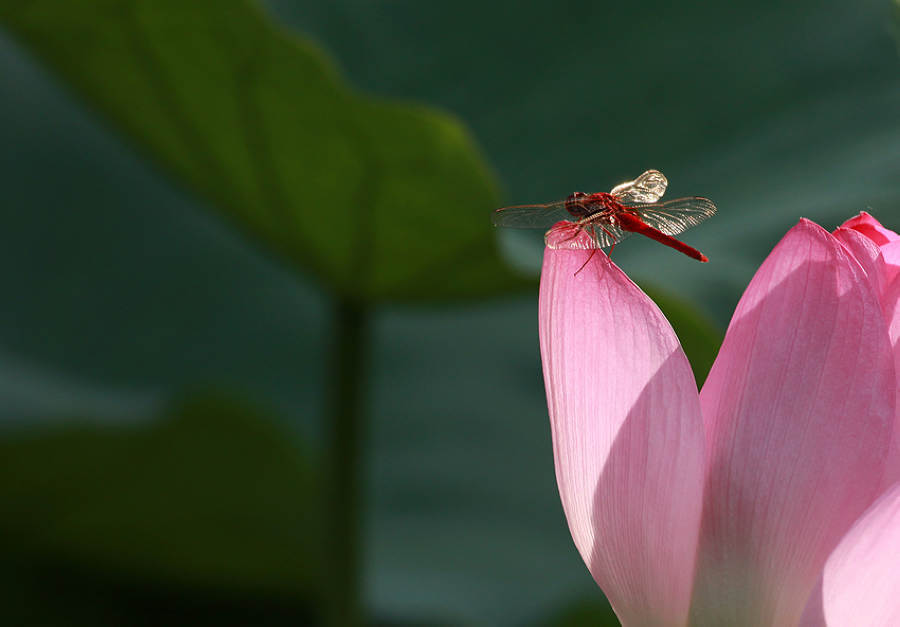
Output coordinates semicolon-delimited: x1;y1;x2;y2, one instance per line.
491;201;571;229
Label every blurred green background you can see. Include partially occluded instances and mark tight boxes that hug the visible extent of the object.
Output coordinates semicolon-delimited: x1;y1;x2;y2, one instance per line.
0;0;897;625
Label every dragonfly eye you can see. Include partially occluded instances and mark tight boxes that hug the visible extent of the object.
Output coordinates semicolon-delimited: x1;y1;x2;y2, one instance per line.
565;192;589;217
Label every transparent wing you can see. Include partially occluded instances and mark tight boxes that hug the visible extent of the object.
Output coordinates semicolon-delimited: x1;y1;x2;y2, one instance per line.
630;197;717;236
544;217;635;250
610;170;668;204
492;201;570;229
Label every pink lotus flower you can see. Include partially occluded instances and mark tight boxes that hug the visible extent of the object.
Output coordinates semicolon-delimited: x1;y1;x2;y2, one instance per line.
539;214;900;626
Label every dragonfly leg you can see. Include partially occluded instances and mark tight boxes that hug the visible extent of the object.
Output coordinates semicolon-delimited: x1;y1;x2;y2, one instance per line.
601;224;616;256
574;224;599;276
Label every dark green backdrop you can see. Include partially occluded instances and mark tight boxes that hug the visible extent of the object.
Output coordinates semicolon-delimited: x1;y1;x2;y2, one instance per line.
0;0;897;625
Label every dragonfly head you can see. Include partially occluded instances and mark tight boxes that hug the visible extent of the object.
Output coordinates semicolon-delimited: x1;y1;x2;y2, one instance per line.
565;192;589;218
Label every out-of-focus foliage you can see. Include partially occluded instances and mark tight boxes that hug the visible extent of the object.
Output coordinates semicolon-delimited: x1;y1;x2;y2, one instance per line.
0;0;530;302
536;597;620;627
895;0;900;55
0;395;319;623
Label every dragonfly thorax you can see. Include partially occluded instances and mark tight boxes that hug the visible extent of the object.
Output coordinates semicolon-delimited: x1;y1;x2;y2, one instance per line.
564;192;590;218
565;191;615;218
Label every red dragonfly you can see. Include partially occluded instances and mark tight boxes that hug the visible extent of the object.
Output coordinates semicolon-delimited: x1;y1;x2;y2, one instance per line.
492;170;716;262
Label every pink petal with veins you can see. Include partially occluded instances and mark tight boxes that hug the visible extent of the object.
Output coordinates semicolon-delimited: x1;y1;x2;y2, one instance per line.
878;241;900;283
801;483;900;626
539;248;705;627
840;211;900;246
691;219;895;626
835;225;900;490
840;212;900;284
833;227;888;298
